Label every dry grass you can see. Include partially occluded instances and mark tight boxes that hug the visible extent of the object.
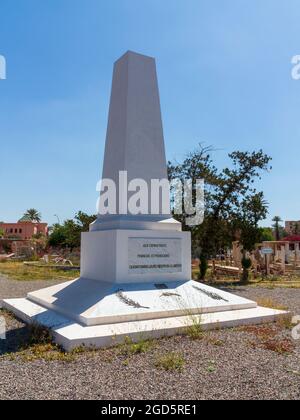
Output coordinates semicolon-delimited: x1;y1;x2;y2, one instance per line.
27;322;53;345
16;343;77;362
241;325;277;341
241;324;295;355
154;351;185;371
185;317;204;341
192;267;300;289
276;314;294;330
2;321;78;362
262;339;295;354
0;261;80;281
206;336;224;347
0;316;92;362
256;298;288;311
0;307;15;321
4;341;97;363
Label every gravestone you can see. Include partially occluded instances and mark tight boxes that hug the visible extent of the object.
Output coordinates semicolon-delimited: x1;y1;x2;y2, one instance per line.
3;52;287;350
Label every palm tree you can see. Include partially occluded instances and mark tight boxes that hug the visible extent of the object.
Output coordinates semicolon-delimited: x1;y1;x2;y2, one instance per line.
272;216;282;241
24;209;42;223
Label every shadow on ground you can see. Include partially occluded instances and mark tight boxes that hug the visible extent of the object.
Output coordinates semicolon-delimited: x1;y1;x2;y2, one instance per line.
0;324;30;356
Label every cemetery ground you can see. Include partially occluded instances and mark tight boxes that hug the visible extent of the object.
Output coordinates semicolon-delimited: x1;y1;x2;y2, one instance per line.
1;260;300;287
0;271;299;400
0;260;80;282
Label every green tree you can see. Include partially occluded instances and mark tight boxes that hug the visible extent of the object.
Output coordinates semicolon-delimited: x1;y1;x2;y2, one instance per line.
74;211;97;231
47;224;67;248
237;193;268;283
0;228;4;238
24;209;42;223
48;212;97;249
258;227;275;242
169;145;272;263
272;216;282;241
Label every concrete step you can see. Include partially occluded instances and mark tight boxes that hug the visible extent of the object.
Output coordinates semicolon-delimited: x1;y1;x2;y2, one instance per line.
2;297;288;352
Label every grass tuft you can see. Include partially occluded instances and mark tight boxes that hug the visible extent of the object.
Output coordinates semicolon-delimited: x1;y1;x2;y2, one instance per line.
19;343;76;362
119;336;156;356
206;337;224;347
154;351;185;371
207;360;216;373
186;321;204;341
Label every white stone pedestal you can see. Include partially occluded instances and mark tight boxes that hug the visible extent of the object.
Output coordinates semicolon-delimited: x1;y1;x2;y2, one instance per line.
81;229;191;284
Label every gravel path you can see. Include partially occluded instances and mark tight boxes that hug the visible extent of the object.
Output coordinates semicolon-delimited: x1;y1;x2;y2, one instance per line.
0;276;299;400
222;285;300;314
0;275;62;303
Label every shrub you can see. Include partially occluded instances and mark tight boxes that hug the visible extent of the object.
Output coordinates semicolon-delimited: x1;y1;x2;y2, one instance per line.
241;257;252;283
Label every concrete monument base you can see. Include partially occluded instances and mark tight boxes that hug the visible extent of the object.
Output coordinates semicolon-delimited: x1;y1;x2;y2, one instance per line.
2;293;287;352
2;279;288;351
80;229;191;284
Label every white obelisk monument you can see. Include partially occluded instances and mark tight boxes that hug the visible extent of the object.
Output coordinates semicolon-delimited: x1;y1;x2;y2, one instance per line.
82;52;190;285
3;51;287;350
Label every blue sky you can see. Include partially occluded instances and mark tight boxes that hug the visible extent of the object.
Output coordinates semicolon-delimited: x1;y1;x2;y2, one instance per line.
0;0;299;226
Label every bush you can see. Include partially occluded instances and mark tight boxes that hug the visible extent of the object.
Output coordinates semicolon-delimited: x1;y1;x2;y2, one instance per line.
241;257;252;283
2;241;12;254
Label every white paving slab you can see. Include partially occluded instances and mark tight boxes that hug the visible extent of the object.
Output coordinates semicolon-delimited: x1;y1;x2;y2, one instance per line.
2;297;288;352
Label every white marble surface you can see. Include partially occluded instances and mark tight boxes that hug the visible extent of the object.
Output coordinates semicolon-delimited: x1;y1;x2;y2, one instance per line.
23;279;257;327
2;297;288;352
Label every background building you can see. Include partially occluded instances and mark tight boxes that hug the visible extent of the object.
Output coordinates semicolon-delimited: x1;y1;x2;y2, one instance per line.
0;215;48;240
285;220;300;235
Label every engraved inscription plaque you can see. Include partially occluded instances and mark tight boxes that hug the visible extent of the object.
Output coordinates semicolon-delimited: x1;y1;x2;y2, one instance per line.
128;238;182;274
